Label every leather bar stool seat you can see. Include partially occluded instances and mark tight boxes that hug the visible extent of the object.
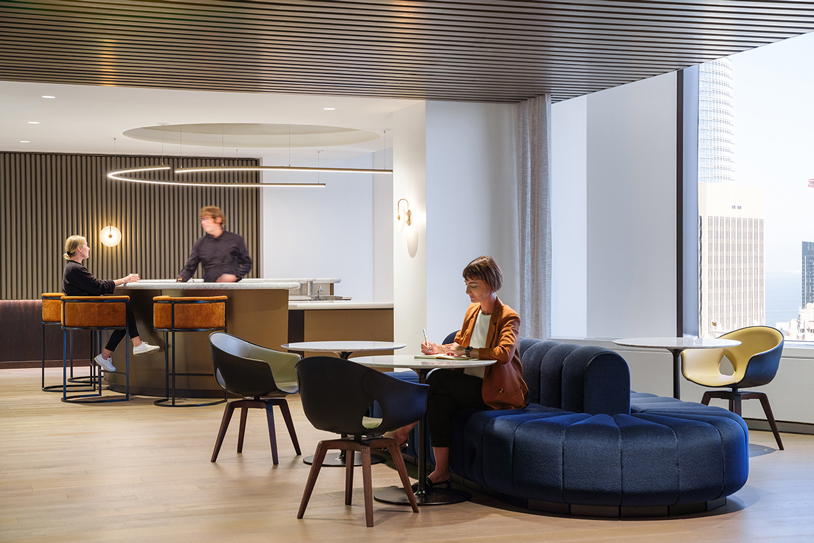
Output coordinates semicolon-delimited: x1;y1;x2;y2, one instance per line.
153;295;228;407
61;295;131;403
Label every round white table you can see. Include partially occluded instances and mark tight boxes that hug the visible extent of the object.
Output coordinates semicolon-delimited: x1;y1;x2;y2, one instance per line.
281;340;406;360
353;354;496;506
613;337;741;399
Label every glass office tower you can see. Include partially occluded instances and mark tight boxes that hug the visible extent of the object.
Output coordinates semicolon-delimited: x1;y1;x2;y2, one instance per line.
698;58;735;185
697;57;765;338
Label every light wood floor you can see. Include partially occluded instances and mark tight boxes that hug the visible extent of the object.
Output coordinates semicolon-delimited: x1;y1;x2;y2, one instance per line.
2;368;813;542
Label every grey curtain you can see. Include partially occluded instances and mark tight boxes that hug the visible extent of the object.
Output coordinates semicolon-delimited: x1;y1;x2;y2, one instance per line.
517;95;552;339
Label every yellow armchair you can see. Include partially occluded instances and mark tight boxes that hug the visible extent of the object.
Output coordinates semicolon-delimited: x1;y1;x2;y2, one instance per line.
681;326;784;450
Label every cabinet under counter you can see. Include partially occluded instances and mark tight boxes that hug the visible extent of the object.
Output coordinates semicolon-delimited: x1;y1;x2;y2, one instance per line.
288;301;395;360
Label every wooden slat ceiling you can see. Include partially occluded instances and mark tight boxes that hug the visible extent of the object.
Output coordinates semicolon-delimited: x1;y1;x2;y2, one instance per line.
1;0;813;103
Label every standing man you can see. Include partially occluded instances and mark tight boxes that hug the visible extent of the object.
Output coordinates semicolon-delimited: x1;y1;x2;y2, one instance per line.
177;206;252;282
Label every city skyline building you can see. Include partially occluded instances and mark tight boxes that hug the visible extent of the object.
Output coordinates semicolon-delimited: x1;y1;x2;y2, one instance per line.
698;58;735;185
802;241;814;307
697;183;765;338
697;58;766;338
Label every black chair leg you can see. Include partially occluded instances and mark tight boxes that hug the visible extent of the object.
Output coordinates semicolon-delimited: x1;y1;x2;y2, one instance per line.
42;323;46;390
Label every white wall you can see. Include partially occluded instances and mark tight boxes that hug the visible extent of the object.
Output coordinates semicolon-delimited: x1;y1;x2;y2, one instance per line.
551;95;588;339
391;101;520;352
424;101;519;342
260;154;380;300
371;149;394;301
586;72;678;339
549;73;678;399
392;103;428;354
551;72;677;340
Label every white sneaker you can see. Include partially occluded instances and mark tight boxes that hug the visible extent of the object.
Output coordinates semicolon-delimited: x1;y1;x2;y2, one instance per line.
133;342;160;356
94;354;116;372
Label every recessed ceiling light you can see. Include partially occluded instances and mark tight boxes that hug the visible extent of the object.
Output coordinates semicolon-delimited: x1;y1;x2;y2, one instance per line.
20;140;30;143
28;121;40;124
323;107;336;111
42;95;56;99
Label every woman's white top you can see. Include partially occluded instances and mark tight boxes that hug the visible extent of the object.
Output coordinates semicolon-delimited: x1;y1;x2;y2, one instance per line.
464;311;490;379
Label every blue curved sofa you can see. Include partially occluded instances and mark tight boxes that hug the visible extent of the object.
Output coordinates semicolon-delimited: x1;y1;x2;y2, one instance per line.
386;337;749;517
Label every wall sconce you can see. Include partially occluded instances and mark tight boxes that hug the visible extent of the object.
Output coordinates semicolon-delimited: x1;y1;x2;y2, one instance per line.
396;198;412;227
100;225;122;247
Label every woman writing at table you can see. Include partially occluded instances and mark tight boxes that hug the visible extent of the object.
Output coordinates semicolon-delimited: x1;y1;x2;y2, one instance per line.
388;255;528;489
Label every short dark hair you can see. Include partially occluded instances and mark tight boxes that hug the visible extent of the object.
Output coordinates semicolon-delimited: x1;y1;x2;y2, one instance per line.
462;255;503;292
200;206;224;225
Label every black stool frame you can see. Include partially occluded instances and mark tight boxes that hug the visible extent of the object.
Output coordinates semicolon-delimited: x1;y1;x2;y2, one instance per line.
154;297;228;407
43;315;98;393
61;297;130;404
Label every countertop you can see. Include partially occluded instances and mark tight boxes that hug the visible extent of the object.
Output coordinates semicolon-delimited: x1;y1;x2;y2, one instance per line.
119;279;300;290
288;300;394;310
241;278;340;284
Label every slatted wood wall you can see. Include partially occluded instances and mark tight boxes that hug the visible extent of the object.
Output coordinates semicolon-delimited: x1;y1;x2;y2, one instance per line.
2;1;814;103
1;152;260;300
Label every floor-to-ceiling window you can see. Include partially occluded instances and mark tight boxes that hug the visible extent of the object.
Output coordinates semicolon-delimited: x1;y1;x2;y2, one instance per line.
693;31;814;340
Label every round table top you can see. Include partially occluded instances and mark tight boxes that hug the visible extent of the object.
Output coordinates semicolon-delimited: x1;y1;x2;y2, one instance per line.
281;341;406;353
613;337;740;350
352;354;496;371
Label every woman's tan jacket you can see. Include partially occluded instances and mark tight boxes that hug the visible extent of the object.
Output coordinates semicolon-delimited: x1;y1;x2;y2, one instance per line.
454;298;528;410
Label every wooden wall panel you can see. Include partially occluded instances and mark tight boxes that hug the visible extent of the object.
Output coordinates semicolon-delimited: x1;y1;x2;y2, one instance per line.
0;152;260;300
0;300;90;364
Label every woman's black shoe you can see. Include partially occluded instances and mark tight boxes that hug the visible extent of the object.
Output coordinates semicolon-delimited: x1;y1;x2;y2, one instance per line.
411;476;452;492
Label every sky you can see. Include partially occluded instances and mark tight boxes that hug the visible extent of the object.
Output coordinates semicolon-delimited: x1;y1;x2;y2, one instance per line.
728;31;814;322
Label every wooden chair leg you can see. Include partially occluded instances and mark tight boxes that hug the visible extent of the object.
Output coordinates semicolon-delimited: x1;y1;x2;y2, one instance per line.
744;392;784;450
377;438;419;513
264;403;279;465
344;444;355;505
276;399;301;455
211;402;237;462
700;391;713;405
298;441;331;520
237;406;249;453
730;392;743;416
361;445;374;527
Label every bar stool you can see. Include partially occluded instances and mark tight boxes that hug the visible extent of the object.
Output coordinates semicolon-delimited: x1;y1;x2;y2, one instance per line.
42;293;97;392
153;296;228;407
61;296;131;403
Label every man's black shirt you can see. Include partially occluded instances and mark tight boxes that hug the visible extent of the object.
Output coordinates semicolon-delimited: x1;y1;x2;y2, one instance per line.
177;230;252;282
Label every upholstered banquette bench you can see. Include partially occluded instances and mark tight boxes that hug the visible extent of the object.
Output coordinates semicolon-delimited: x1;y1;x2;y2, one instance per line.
381;337;749;517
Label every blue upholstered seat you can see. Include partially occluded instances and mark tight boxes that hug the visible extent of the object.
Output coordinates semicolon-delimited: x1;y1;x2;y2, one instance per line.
380;337;749;513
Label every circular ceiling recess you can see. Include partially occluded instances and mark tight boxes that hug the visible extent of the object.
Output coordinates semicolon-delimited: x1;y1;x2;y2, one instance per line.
123;123;380;148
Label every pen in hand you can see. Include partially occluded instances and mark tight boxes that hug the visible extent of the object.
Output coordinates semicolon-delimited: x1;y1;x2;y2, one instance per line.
423;328;429;345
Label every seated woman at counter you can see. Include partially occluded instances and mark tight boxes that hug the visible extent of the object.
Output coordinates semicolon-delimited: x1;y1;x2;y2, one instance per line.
387;255;528;489
62;235;160;372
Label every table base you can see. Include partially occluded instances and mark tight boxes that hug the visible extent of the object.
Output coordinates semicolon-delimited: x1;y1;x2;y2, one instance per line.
302;452;386;467
374;485;471;506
